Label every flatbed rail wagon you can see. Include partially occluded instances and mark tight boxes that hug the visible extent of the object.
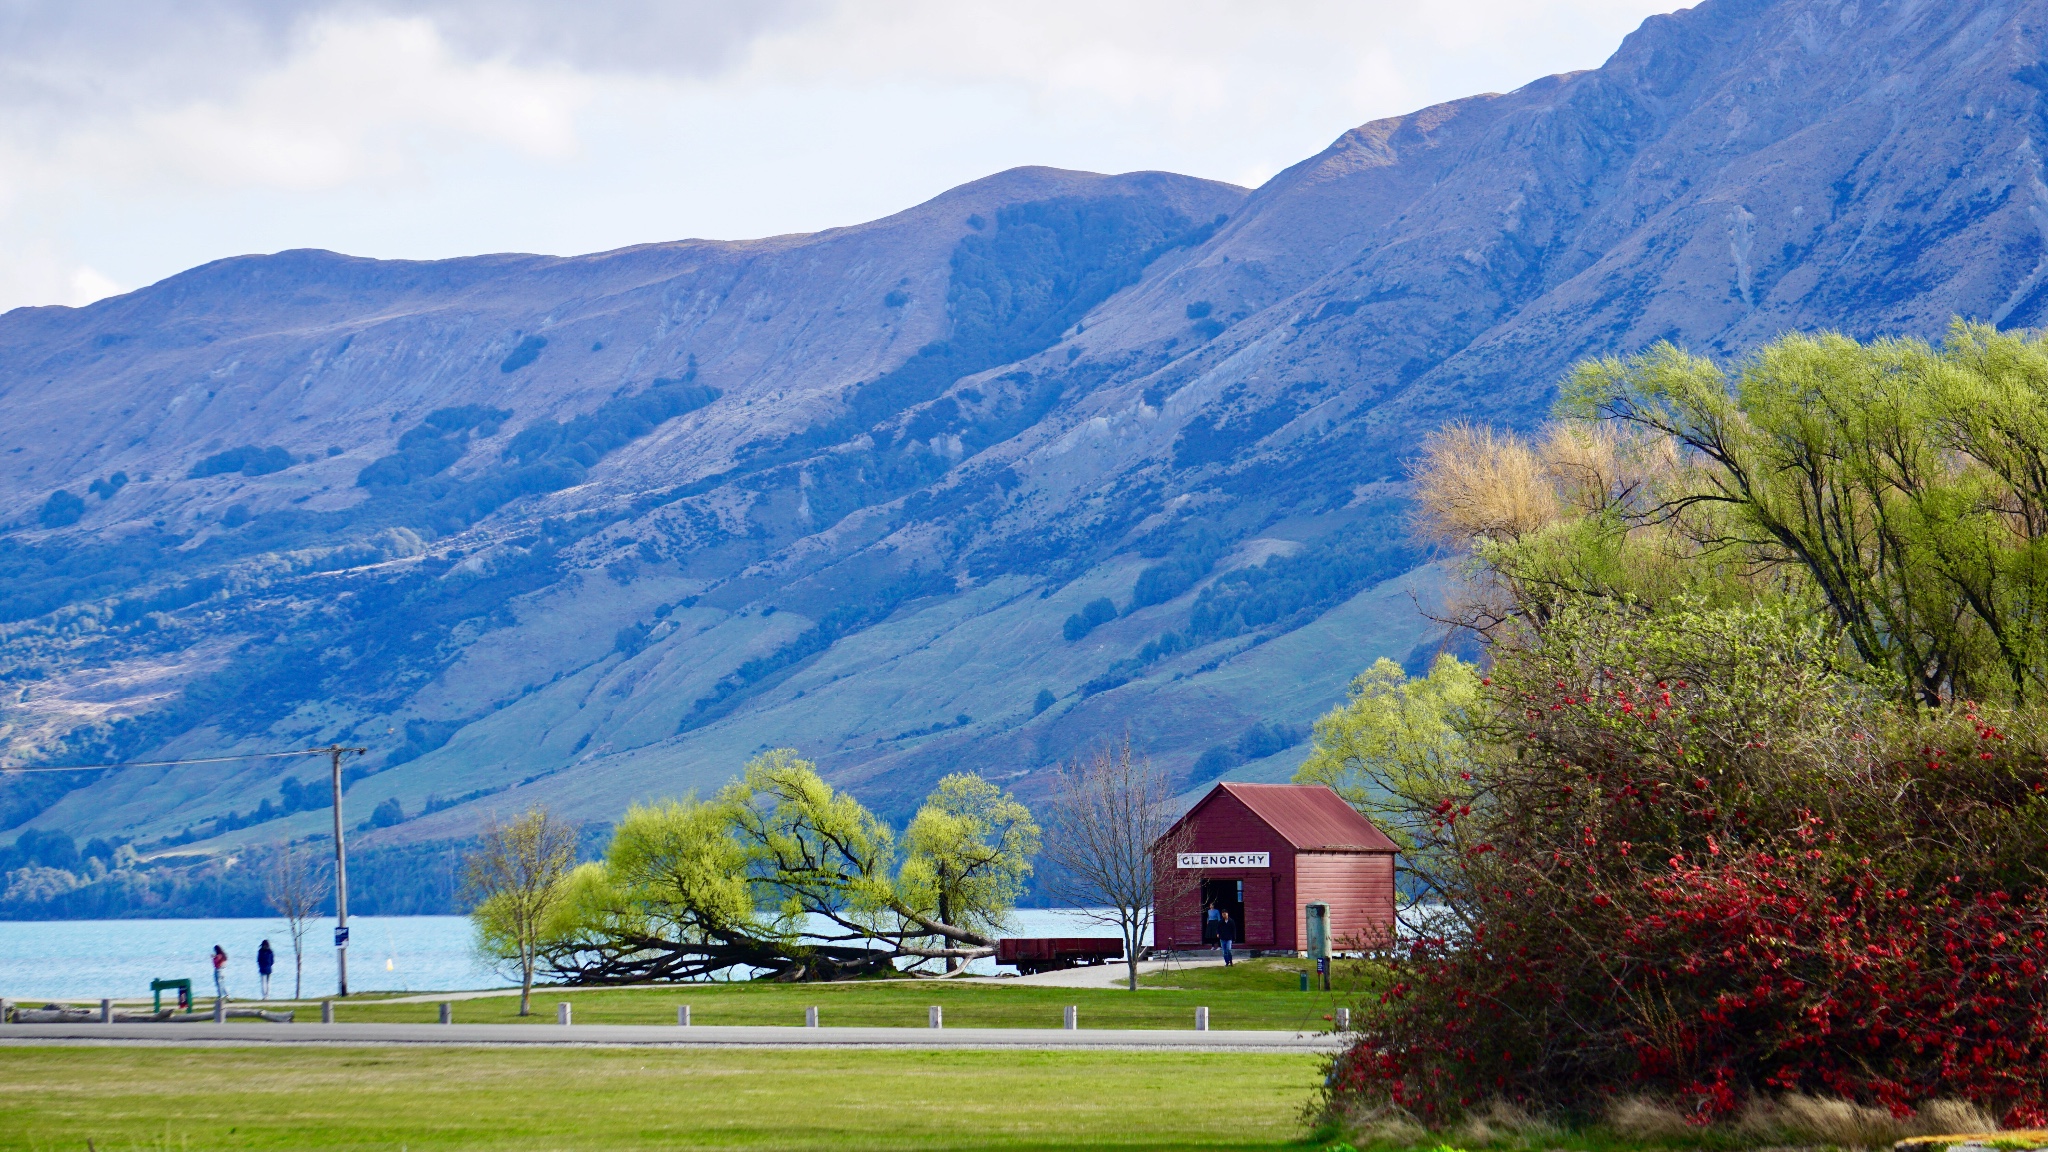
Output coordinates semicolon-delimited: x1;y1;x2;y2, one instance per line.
995;937;1123;974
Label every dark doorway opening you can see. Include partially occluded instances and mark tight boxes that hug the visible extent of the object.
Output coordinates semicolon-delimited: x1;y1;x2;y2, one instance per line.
1201;878;1244;944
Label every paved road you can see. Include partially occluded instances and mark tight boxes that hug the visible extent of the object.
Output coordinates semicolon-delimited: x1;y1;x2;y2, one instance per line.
0;1021;1342;1053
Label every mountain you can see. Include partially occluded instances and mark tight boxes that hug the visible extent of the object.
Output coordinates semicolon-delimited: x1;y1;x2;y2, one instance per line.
5;0;2048;895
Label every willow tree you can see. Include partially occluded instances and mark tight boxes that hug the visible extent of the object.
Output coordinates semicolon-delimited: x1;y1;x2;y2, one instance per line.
535;750;1038;982
1293;654;1480;913
1411;322;2048;707
1559;322;2048;706
900;773;1040;972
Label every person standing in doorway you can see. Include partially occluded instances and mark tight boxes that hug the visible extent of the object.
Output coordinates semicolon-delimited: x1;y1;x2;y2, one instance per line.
1205;902;1221;945
211;944;228;1003
1219;911;1235;966
256;939;275;1000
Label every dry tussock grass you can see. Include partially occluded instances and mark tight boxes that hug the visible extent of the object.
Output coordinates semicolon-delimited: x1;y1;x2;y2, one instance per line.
1343;1094;2009;1150
1452;1099;1559;1146
1750;1093;1998;1147
1330;1101;1429;1148
1910;1098;2003;1137
1607;1095;1697;1140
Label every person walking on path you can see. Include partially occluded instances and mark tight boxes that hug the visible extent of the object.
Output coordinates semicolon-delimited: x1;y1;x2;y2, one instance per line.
1219;911;1235;966
256;939;275;1000
211;944;228;1003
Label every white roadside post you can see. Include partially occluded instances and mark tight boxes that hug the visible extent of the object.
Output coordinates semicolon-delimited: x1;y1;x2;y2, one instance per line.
805;1006;819;1028
1063;1005;1077;1030
1194;1006;1208;1032
439;1002;452;1025
100;999;113;1024
928;1005;942;1029
677;1005;690;1026
1335;1007;1351;1031
557;1002;571;1026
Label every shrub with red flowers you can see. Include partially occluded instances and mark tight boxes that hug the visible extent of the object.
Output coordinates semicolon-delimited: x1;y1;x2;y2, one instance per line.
1324;601;2048;1128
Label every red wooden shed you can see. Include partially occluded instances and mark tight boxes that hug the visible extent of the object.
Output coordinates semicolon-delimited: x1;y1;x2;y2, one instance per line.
1152;782;1398;954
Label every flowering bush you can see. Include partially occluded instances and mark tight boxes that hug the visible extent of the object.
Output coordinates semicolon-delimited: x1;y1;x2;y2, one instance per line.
1324;602;2048;1127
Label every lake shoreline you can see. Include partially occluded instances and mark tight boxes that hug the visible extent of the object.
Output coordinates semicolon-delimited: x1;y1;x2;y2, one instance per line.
0;911;1133;1001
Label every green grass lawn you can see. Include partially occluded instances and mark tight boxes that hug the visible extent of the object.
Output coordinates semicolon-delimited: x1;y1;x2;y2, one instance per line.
1137;957;1386;996
0;1046;1326;1151
321;968;1354;1031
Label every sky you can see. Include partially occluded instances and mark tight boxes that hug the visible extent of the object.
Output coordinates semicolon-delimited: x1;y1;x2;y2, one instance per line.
0;0;1691;314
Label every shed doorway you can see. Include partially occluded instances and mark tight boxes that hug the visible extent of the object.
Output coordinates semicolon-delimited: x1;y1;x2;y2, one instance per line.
1201;878;1244;945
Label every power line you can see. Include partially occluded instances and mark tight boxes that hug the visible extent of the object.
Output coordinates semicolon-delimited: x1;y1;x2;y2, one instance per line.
1;741;372;1000
0;746;362;774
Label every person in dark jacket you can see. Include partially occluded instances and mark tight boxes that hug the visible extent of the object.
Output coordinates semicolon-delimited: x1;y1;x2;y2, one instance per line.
211;944;228;1002
256;939;276;1000
1219;911;1235;966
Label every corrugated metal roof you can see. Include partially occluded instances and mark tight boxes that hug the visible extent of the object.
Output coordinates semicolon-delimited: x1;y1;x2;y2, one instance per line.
1213;782;1400;852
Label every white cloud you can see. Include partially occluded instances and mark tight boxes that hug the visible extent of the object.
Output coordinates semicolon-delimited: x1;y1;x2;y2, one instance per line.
46;15;587;192
67;264;122;305
0;0;1688;314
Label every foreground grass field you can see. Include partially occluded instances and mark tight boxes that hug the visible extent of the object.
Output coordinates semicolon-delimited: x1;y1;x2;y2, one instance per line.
319;959;1368;1031
0;1046;1324;1151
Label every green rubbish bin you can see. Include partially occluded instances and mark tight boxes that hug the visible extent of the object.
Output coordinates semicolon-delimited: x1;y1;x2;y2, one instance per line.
151;978;192;1013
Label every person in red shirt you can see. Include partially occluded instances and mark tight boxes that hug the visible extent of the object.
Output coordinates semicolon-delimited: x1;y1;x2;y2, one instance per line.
211;944;228;1003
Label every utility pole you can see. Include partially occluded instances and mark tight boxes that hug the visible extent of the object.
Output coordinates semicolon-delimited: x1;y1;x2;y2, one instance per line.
327;744;367;997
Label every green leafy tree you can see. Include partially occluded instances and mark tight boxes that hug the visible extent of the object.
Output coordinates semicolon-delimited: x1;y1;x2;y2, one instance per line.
530;798;878;982
464;807;578;1016
1293;655;1480;906
536;752;1037;983
899;773;1040;971
722;749;905;948
1562;321;2048;706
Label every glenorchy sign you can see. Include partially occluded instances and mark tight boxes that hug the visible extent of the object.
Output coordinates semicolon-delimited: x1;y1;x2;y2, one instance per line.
1176;852;1270;869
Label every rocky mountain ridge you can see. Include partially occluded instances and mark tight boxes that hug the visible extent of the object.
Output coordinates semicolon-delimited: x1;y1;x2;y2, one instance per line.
5;0;2048;884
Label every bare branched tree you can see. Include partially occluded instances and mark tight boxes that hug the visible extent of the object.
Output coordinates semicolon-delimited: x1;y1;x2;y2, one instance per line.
262;842;329;1000
464;807;578;1016
1040;738;1195;990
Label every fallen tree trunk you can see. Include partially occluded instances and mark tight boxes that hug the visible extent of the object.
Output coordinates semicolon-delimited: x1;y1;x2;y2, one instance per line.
542;929;900;984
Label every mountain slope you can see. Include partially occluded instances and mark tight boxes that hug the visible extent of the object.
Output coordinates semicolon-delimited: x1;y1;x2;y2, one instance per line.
6;0;2048;879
